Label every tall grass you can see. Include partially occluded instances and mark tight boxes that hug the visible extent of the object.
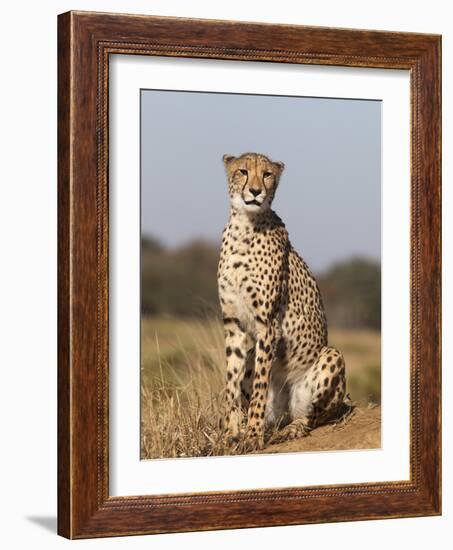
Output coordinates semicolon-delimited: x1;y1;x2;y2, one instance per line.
140;316;381;459
140;318;232;459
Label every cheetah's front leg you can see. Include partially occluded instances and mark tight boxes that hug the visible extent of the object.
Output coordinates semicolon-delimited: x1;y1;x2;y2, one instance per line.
244;324;276;450
222;319;252;441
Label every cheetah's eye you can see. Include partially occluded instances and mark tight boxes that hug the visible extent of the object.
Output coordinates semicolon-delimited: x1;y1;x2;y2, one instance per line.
239;169;248;176
263;171;273;179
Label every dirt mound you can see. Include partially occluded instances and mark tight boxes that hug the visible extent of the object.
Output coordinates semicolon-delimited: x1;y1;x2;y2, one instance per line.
260;405;381;454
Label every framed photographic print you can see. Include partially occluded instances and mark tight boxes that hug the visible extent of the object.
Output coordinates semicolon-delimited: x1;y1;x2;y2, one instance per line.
58;11;441;538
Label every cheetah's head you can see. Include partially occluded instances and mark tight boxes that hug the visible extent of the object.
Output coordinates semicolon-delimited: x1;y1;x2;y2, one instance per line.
222;152;284;214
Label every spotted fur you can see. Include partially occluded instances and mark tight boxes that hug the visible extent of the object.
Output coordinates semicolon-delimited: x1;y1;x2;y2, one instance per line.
218;152;347;450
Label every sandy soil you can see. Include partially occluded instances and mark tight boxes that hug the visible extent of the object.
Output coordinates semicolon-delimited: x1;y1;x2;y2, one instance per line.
259;405;381;455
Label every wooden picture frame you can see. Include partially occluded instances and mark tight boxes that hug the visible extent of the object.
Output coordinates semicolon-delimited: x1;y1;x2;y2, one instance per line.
58;10;441;539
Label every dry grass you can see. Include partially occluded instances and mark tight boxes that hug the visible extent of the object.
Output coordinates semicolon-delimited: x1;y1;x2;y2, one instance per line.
140;318;229;459
140;316;381;460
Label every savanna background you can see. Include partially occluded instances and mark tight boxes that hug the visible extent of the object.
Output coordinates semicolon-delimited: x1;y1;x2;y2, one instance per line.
140;89;381;459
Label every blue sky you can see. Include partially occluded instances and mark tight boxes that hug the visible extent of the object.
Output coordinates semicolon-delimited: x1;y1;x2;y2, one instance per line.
141;90;381;272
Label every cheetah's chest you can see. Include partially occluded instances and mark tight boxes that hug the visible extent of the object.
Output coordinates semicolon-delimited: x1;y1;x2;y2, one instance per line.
218;236;256;333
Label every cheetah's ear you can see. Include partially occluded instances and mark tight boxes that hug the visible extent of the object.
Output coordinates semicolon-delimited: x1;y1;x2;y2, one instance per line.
223;154;235;166
274;161;285;174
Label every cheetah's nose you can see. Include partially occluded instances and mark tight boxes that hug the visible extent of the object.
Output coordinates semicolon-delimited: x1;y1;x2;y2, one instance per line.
250;188;261;197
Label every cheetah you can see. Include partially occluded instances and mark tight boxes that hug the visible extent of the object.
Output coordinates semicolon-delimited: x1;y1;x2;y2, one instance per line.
217;152;347;451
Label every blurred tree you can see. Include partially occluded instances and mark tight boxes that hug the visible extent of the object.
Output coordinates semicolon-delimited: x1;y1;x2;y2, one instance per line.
141;237;381;329
142;235;164;253
141;237;220;317
318;257;381;329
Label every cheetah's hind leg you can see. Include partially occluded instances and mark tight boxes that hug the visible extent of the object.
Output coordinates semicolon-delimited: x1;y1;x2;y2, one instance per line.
268;417;311;444
270;346;347;445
